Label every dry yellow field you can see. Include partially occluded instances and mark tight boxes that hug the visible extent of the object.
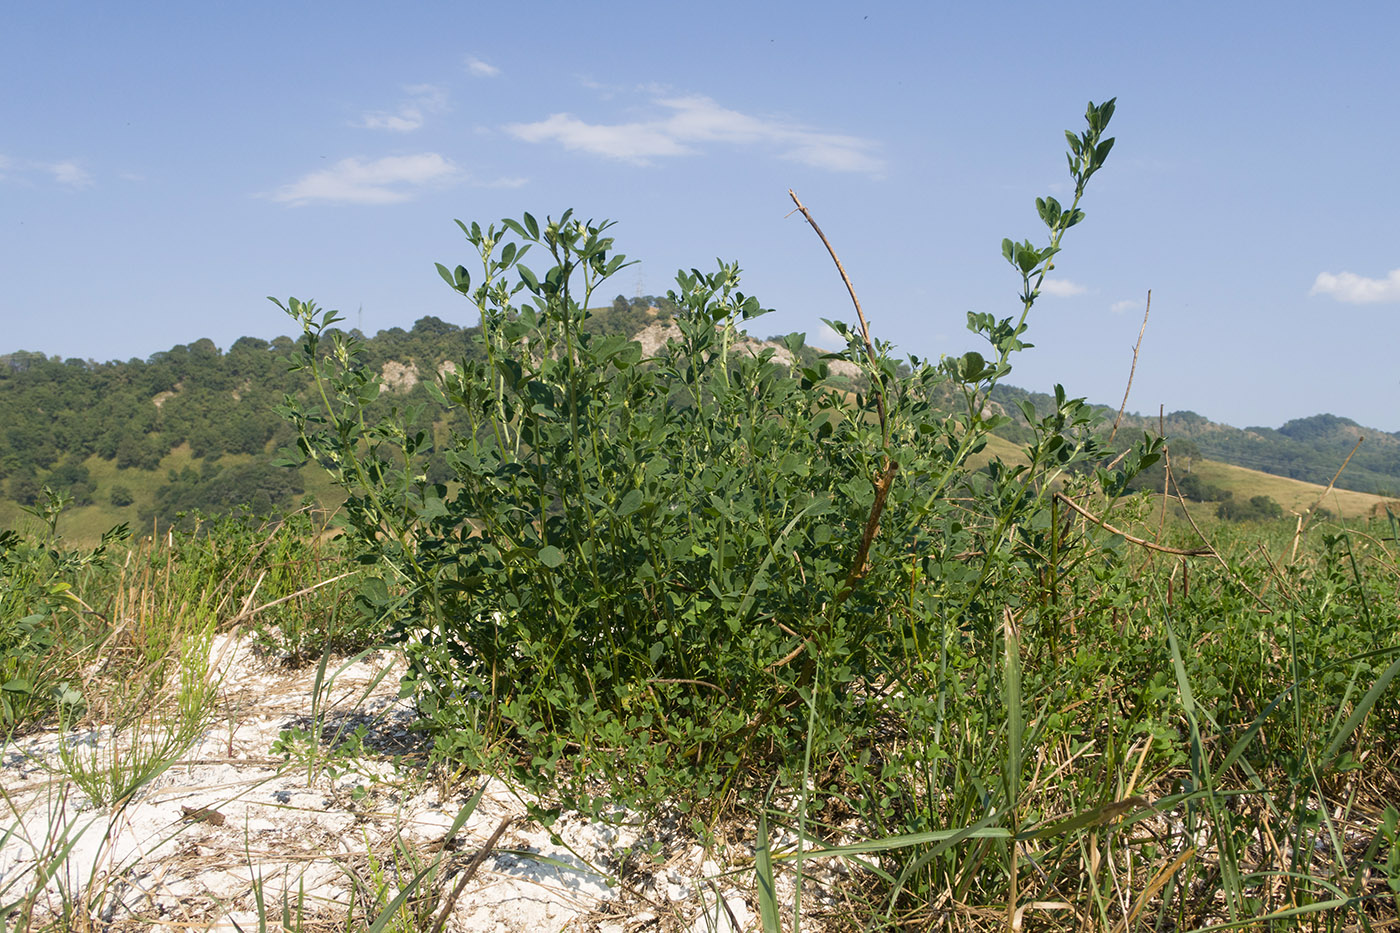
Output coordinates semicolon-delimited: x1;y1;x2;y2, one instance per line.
1185;457;1395;520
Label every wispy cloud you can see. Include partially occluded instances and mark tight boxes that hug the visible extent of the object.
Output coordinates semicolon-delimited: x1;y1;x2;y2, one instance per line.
269;153;461;205
48;161;94;188
1110;299;1140;313
1310;268;1400;304
354;84;447;133
507;113;690;161
0;155;94;189
466;56;500;78
1039;278;1086;297
505;93;884;174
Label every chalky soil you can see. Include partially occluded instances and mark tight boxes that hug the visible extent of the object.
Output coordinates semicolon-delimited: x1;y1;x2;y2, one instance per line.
0;635;839;931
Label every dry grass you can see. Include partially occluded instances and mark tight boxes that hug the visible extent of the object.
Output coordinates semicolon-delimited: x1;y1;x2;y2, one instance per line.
1177;458;1394;520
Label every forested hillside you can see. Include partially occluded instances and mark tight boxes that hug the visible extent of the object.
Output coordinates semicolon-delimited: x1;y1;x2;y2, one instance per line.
0;295;679;530
991;385;1400;496
5;293;1398;535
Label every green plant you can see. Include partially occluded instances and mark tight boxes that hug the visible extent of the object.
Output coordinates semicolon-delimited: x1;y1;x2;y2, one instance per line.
0;489;128;733
273;97;1400;929
277;99;1134;807
1217;492;1286;522
52;620;219;808
269;646;396;788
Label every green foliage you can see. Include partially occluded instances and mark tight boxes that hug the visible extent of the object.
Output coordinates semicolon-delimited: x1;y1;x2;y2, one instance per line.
1174;469;1230;502
142;460;305;532
0;489;128;731
6;475;41;508
278;102;1149;825
1216;492;1285;522
0;97;1380;929
157;506;374;662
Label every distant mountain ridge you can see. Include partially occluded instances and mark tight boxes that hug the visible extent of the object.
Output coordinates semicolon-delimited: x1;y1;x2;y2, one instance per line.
989;384;1400;496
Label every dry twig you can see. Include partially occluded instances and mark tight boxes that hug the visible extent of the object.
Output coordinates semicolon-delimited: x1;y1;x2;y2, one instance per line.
1053;493;1211;556
1109;290;1151;445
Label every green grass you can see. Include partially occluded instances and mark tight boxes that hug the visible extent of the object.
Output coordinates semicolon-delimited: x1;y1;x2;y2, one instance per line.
3;444;1398;931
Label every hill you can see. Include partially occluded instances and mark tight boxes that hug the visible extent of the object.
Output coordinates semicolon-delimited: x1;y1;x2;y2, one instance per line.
4;297;1398;537
990;385;1400;497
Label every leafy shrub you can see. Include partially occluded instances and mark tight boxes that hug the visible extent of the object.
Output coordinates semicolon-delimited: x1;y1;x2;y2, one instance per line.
7;474;42;507
1176;470;1230;502
1216;492;1285;522
277;100;1145;817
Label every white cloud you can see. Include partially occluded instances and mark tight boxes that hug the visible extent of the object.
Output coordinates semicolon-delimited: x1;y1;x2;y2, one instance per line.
1109;299;1139;313
269;153;461;205
466;56;500;78
505;93;884;174
355;84;446;133
0;156;94;189
1039;278;1086;297
506;112;692;162
815;322;848;350
1310;268;1400;304
48;161;94;188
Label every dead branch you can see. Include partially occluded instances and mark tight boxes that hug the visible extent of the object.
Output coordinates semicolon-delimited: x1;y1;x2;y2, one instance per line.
1053;492;1212;556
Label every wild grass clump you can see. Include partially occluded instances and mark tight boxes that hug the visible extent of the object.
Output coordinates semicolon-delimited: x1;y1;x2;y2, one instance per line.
0;500;366;741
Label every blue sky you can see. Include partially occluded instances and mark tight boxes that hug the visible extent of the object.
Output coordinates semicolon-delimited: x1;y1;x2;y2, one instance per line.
4;2;1398;431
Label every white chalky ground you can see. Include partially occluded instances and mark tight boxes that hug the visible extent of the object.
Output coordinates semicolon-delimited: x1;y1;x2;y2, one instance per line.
0;634;844;931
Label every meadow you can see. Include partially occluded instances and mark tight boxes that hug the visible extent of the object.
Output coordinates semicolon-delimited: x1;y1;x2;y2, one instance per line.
1;99;1397;931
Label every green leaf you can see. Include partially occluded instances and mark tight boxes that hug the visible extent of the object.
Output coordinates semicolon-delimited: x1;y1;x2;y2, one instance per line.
538;545;565;569
617;489;644;517
961;351;985;380
1016;242;1040;275
1321;652;1400;770
755;812;781;933
522;212;539;239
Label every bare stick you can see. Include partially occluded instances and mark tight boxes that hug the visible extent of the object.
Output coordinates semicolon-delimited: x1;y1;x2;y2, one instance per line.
788;189;899;613
227;570;359;625
1157;405;1169;540
1290;435;1364;563
1108;290;1151;445
1053;493;1212;556
1162;479;1274;613
787;189;887;443
430;816;513;933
